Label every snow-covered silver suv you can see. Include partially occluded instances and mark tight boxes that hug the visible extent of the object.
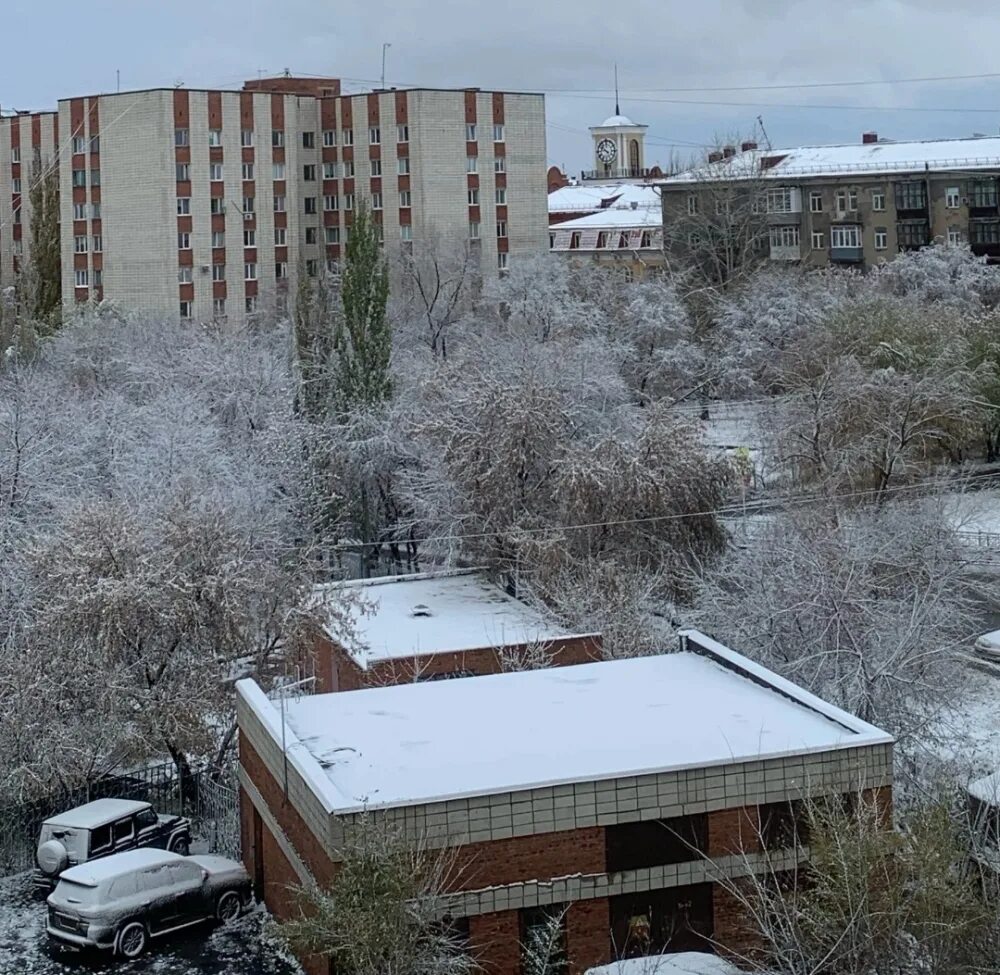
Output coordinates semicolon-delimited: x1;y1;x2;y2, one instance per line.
46;847;250;958
34;798;191;891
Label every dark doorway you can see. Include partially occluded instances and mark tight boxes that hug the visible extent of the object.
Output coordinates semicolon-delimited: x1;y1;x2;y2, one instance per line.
610;883;714;957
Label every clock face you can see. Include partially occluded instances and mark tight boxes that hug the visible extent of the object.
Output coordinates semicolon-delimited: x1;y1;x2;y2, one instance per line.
596;138;618;163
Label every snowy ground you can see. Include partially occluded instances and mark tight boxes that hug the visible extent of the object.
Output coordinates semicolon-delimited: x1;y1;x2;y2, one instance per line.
0;873;302;975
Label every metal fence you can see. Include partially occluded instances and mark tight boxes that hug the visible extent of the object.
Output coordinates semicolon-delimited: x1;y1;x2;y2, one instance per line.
0;760;240;877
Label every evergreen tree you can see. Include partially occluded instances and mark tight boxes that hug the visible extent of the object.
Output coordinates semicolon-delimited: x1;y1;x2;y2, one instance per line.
26;162;62;329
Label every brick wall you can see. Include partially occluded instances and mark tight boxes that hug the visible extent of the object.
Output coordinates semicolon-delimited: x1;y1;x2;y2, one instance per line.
566;897;611;974
469;909;521;975
707;806;761;858
450;826;605;892
712;882;760;961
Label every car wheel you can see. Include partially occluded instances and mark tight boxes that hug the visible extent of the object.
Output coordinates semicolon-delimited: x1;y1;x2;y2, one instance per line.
117;921;148;959
216;890;243;923
168;835;190;856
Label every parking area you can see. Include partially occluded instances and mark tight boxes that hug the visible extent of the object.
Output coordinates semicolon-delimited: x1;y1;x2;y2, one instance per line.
0;873;302;975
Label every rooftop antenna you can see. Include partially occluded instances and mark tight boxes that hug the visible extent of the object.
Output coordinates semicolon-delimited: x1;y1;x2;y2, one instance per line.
116;69;120;93
756;114;772;151
381;43;392;90
614;63;620;115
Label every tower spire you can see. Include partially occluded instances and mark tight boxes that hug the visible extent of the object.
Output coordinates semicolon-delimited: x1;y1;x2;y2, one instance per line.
614;63;620;116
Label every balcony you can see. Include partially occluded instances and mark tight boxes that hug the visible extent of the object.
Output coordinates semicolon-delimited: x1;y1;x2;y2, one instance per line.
830;246;864;263
581;167;656;181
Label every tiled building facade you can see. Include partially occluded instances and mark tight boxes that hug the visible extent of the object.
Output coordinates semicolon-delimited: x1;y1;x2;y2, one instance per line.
0;78;548;324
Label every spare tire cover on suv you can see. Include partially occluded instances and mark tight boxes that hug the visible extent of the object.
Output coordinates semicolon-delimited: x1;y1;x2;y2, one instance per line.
37;839;68;876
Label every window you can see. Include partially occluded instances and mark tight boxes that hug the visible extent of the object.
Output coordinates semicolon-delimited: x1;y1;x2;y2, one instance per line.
398;156;410;175
210;197;225;215
304;197;317;214
520;906;567;975
895;180;927;211
91;202;101;218
875;227;888;250
606;815;708;872
469;220;480;239
397;123;409;142
305;226;318;244
272;162;286;180
241;129;254;147
493;123;505;142
323;129;336;147
972;220;1000;245
641;231;652;248
179;300;192;319
178;266;192;283
303;164;316;181
496;220;507;238
135;809;158;832
343;160;355;178
306;259;319;277
72;135;86;154
765;187;795;213
243;195;255;214
400;224;413;241
89;136;100;154
370;159;382;176
273;194;286;212
342;128;353;146
212;263;225;281
324;194;338;211
93;269;103;287
244;262;257;280
12;177;22;194
399;190;411;208
948;225;962;245
495;188;507;205
10;146;20;164
364;192;379;211
212;230;225;248
177;232;191;250
871;188;886;211
465;123;477;142
208;128;222;147
687;194;698;215
213;297;226;318
174;128;189;147
73;203;86;220
835;189;847;212
272;130;285;148
90;170;101;187
302;131;315;149
72;170;87;188
809;190;823;212
275;227;287;245
74;235;88;254
715;198;730;216
618;231;630;248
245;296;258;313
243;229;256;247
946;186;961;209
467;188;479;206
276;262;288;278
323;161;338;179
596;231;610;248
466;156;478;174
830;224;862;249
343;193;354;210
176;197;191;215
92;235;102;252
325;226;341;244
759;801;808;851
497;252;508;271
494;157;506;173
242;162;254;180
176;163;190;182
210;163;223;182
848;189;858;211
569;231;581;249
898;220;929;248
369;126;380;145
769;225;800;249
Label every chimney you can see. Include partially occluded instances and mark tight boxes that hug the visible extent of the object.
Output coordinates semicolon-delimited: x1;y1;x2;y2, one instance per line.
741;141;758;152
862;131;878;144
722;145;736;158
630;200;638;210
708;150;724;163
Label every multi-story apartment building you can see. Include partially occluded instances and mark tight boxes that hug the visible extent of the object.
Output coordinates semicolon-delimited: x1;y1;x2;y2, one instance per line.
660;132;1000;269
0;77;548;324
237;628;893;975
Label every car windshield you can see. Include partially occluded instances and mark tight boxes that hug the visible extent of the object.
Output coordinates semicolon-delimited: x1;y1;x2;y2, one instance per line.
53;879;101;907
40;824;87;861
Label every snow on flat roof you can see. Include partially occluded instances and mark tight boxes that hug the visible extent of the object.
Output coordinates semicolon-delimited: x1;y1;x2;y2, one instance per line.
46;798;150;829
316;570;576;667
549;182;659;213
240;640;891;814
586;952;744;975
663;135;1000;183
60;848;180;886
551;205;662;231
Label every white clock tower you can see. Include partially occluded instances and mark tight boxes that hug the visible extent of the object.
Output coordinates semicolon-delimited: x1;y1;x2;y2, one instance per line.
588;107;648;183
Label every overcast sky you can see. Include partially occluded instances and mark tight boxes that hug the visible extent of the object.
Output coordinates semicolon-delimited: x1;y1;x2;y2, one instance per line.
6;0;1000;174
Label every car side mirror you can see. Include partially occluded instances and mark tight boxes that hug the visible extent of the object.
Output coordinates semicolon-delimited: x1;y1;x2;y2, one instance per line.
201;869;209;883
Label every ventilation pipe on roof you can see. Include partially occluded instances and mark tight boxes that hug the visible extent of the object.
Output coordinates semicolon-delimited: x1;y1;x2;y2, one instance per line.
862;131;878;144
722;145;736;158
630;200;638;209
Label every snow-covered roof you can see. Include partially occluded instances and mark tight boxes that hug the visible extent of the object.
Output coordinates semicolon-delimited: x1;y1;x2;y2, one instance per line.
237;634;892;813
970;770;1000;805
598;114;639;127
586;952;744;975
315;569;577;667
45;798;151;830
549;181;659;214
662;135;1000;184
60;848;180;887
551;204;662;231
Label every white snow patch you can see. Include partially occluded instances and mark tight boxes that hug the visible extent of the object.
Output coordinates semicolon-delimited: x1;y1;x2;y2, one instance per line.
586;952;748;975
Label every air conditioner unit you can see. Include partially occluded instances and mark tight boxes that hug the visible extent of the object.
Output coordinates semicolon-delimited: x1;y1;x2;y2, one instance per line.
243;213;254;221
200;265;210;273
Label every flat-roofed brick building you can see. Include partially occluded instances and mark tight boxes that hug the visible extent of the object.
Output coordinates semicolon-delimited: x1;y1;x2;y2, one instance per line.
237;629;893;975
